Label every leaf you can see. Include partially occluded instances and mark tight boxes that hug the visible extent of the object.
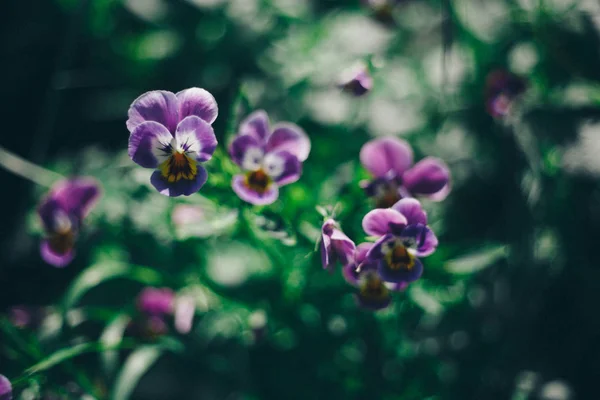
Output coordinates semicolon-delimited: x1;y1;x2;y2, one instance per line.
25;343;94;375
63;261;162;309
112;346;163;400
100;313;131;376
444;244;509;275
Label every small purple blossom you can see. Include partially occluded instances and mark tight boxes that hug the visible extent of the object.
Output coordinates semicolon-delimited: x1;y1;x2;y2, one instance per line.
485;70;527;118
321;219;356;272
360;137;451;208
37;178;101;267
126;88;218;197
0;375;11;400
338;62;373;96
137;287;175;316
363;198;438;283
228;110;310;205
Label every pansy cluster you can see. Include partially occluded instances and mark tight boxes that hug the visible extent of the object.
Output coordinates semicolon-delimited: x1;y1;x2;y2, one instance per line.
320;136;449;311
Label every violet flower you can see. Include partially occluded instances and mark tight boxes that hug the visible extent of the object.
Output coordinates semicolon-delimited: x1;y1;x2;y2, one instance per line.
126;88;218;197
137;287;175;316
338;62;373;96
37;178;101;267
229;110;310;205
136;287;195;335
343;243;407;310
485;70;527;118
321;219;356;272
363;198;438;283
360;137;451;208
0;375;11;400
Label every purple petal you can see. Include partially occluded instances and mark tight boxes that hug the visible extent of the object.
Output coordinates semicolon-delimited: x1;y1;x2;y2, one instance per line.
399;224;438;257
176;88;218;125
228;134;264;168
343;243;377;286
137;287;175;316
391;198;427;226
355;242;374;265
378;257;423;283
362;208;407;237
175;116;218;162
320;235;332;271
263;151;301;186
266;123;311;162
40;240;74;268
232;175;279;205
360;137;414;178
38;198;64;232
150;167;208;197
239;110;270;142
126;90;179;133
330;230;356;266
0;374;11;400
388;281;409;292
51;178;101;219
366;234;393;261
402;157;450;199
128;121;173;168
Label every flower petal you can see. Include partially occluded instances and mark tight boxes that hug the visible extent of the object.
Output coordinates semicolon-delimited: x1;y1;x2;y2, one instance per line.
129;121;173;168
263;151;301;186
378;257;423;283
399;223;438;257
150;167;208;197
391;198;427;226
38;198;64;232
175;116;218;162
360;137;414;177
50;178;101;220
229;134;263;168
266;123;311;162
126;90;179;133
176;87;218;125
366;234;393;261
362;208;407;237
40;240;75;268
355;242;374;265
137;287;174;315
321;234;332;271
239;110;270;142
232;175;279;205
0;374;12;400
402;157;450;199
355;272;392;310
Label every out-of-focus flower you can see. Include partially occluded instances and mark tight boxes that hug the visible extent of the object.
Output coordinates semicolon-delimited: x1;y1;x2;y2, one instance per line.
37;178;101;267
8;305;46;329
355;270;392;310
338;62;373;96
137;287;175;316
126;88;218;197
360;137;451;208
228;110;310;205
485;70;527;118
0;375;11;400
321;219;356;272
363;198;438;283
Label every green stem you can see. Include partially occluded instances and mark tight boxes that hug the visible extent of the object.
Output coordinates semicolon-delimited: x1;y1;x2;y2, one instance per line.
0;145;64;187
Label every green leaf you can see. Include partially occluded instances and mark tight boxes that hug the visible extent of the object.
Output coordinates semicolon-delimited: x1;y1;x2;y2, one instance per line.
63;262;162;309
100;313;131;376
112;346;163;400
25;343;94;375
444;245;509;275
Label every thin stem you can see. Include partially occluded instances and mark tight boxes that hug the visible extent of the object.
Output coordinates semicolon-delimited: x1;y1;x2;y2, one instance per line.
0;145;64;187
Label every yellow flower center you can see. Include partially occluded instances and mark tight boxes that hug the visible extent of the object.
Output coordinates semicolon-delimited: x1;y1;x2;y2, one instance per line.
159;152;198;183
359;273;390;301
384;244;416;271
245;168;272;194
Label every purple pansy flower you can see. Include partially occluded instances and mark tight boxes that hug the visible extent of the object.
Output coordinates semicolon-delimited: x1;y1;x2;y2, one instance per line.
338;62;373;96
485;70;527;118
321;219;356;272
0;375;11;400
137;287;175;316
126;88;218;197
229;110;310;205
363;198;438;283
360;137;451;208
37;178;101;267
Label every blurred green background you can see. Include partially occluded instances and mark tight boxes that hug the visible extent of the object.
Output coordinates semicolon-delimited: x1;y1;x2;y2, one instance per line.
2;0;600;399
